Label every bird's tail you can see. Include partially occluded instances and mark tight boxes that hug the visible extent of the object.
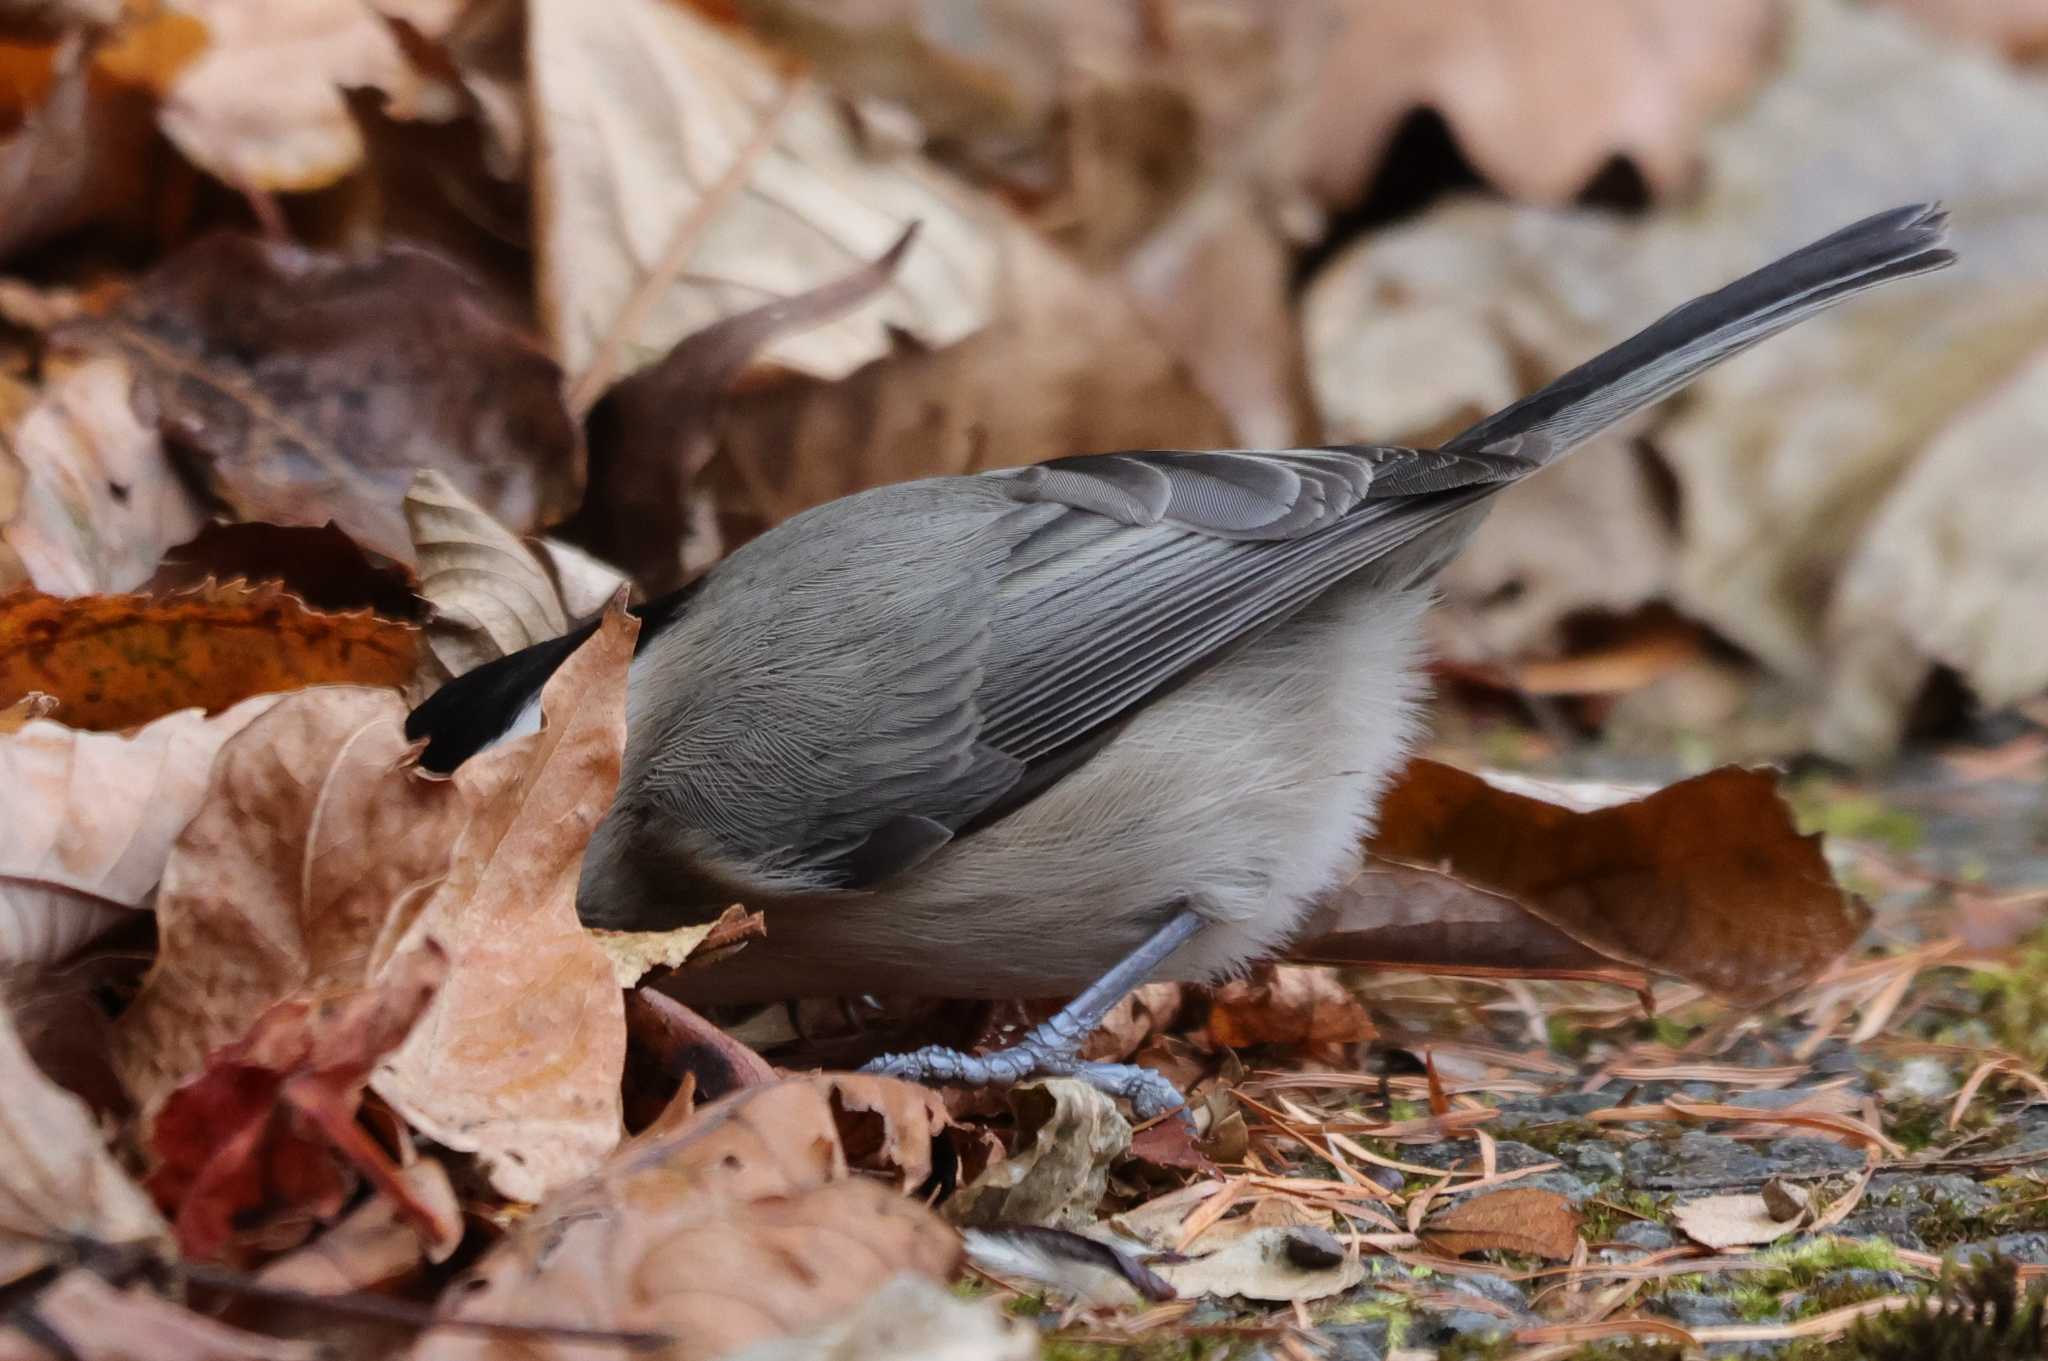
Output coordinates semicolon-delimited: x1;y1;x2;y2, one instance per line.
1445;203;1955;461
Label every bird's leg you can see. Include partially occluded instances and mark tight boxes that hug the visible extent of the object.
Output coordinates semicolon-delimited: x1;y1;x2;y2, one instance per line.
862;907;1204;1121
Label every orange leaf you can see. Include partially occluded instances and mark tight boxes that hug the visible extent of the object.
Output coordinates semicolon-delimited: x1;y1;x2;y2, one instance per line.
1420;1187;1580;1261
0;584;417;730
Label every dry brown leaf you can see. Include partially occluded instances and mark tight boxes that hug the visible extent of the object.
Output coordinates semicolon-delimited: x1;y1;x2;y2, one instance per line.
0;1269;315;1361
145;521;421;621
0;694;277;967
412;1075;958;1361
0;47;158;264
1292;761;1867;1006
0;583;417;733
1672;1192;1804;1250
371;607;637;1202
1206;964;1376;1051
1;353;208;596
950;1079;1131;1230
714;218;1233;535
1420;1186;1580;1261
528;0;996;383
625;987;776;1117
0;1006;166;1288
405;469;567;679
112;686;467;1116
54;234;581;566
157;0;442;192
255;1158;462;1295
1296;0;1777;206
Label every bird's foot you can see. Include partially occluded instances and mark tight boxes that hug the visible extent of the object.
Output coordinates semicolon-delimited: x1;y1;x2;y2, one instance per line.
863;1035;1188;1123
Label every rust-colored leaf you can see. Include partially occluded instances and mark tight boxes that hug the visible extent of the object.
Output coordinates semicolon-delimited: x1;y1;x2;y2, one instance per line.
53;234;581;565
1292;761;1868;1005
1420;1186;1580;1261
1205;965;1376;1052
112;686;469;1114
0;584;418;731
144;945;448;1263
413;1075;958;1361
146;520;423;621
370;606;637;1202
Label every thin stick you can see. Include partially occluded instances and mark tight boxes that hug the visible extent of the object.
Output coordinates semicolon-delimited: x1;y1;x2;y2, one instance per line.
566;71;805;416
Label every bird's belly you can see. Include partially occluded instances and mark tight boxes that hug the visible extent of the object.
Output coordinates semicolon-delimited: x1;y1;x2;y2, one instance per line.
668;585;1433;1003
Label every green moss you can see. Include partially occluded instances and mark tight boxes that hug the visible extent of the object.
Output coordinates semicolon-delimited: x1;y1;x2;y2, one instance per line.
1787;776;1925;852
1316;1294;1410;1347
1755;1236;1903;1282
1844;1253;2047;1361
1579;1190;1669;1243
1967;930;2048;1066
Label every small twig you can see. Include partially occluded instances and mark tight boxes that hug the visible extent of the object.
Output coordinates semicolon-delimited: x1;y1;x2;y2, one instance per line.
567;70;806;417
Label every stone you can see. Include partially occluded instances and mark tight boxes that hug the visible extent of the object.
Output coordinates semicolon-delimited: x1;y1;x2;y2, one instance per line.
1648;1291;1748;1328
1562;1140;1625;1179
1758;1137;1865;1177
1318;1319;1390;1361
1511;1170;1597;1205
1412;1309;1517;1348
1404;1138;1556;1172
1870;1172;2001;1221
1881;1056;1956;1102
1450;1272;1529;1312
1833;1205;1927;1251
1627;1132;1772;1190
1613;1221;1677;1251
1953;1232;2048;1266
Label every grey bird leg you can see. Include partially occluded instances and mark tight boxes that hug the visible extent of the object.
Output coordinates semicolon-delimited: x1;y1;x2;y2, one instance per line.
862;908;1205;1121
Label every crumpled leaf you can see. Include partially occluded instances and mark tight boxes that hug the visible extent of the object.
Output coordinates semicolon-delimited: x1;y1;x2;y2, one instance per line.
371;607;637;1202
1420;1187;1580;1261
726;1273;1035;1361
528;0;997;383
0;1270;314;1361
411;1075;959;1361
0;1006;166;1288
1206;964;1376;1051
1;353;207;596
255;1157;463;1295
1291;761;1867;1006
405;469;567;679
0;583;416;732
1152;1223;1365;1303
112;687;468;1115
0;694;278;968
145;521;422;621
1672;1192;1805;1250
157;0;442;192
1295;0;1776;206
145;944;449;1261
950;1079;1130;1231
54;233;582;566
561;227;916;594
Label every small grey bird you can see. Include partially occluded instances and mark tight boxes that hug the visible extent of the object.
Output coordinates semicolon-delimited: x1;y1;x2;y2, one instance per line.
410;205;1954;1116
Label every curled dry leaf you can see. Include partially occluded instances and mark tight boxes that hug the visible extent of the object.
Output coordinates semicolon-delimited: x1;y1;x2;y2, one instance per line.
0;694;278;968
0;1269;315;1361
1672;1192;1805;1250
1296;0;1777;206
626;986;776;1120
157;0;442;192
0;1006;166;1288
1152;1222;1365;1303
111;688;467;1113
0;354;207;596
0;583;418;732
1291;761;1868;1006
53;234;581;566
371;608;637;1202
412;1075;958;1361
256;1157;463;1295
146;521;423;621
528;0;997;383
950;1078;1131;1231
1205;964;1376;1051
405;469;567;679
1420;1187;1581;1261
145;945;450;1262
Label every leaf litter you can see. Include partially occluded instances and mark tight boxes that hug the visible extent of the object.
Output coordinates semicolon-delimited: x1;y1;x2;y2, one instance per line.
0;3;2043;1359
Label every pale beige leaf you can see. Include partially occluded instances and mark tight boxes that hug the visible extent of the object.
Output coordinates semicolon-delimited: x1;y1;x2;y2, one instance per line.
406;469;569;678
533;537;629;623
1152;1224;1365;1303
1673;1193;1804;1249
0;1008;166;1288
528;0;998;381
727;1274;1035;1361
950;1079;1131;1231
590;922;720;989
256;1159;463;1295
1;354;207;596
111;687;469;1115
372;609;637;1202
0;1270;312;1361
159;0;445;192
0;695;278;967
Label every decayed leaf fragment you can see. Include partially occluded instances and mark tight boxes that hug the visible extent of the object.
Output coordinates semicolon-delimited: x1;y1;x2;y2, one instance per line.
111;686;468;1114
1291;761;1868;1005
951;1078;1131;1231
0;694;278;967
0;1006;166;1287
1295;0;1778;205
371;607;638;1202
527;0;998;382
1420;1186;1580;1261
144;944;449;1261
1206;964;1376;1051
53;233;582;565
0;583;417;732
412;1075;958;1361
